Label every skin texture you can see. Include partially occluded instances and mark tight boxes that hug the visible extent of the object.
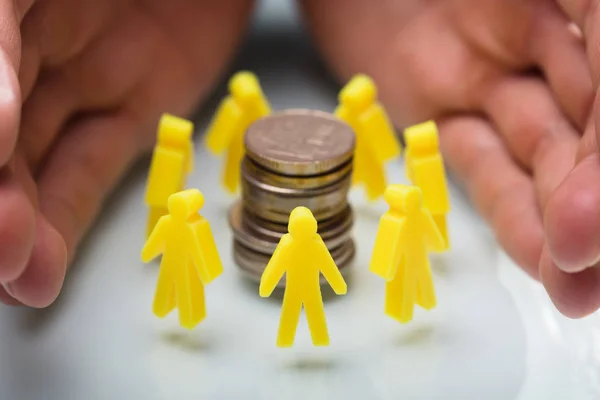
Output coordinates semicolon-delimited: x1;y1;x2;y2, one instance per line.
0;0;599;319
299;0;600;318
0;0;255;307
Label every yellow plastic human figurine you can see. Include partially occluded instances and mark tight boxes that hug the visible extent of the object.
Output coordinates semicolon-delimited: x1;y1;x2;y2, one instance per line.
204;71;271;193
404;120;450;249
144;114;194;238
141;189;223;330
259;207;347;347
335;74;401;200
369;185;445;323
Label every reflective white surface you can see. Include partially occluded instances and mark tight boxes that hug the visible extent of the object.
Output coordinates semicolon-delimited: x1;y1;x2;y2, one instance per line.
0;1;598;399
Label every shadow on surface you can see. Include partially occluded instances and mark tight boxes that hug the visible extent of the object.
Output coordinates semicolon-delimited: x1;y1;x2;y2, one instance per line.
394;324;437;347
160;330;212;353
430;254;451;278
283;355;338;372
352;203;387;223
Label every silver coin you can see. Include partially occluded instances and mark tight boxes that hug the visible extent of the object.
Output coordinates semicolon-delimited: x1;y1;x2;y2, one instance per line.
242;202;353;242
241;155;352;197
233;239;355;287
228;202;279;254
242;198;349;226
241;170;351;224
241;157;353;190
244;109;355;176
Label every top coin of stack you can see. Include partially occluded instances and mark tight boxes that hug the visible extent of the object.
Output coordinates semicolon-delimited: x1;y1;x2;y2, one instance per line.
229;109;356;285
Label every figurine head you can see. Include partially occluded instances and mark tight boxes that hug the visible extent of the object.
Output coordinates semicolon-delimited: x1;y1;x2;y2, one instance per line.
384;184;422;214
339;74;377;112
157;113;193;150
168;189;205;220
229;71;263;108
288;206;318;240
404;120;439;157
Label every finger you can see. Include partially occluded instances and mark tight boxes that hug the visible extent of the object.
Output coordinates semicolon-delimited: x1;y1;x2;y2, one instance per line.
300;0;500;126
20;0;114;68
17;33;39;102
19;1;119;167
37;112;141;259
0;0;23;67
18;71;80;170
557;0;600;86
52;8;157;109
483;77;579;209
539;245;600;318
0;285;21;306
530;5;592;129
17;0;44;102
0;0;24;167
544;152;600;273
0;166;35;282
438;116;543;277
0;149;64;307
14;0;35;20
556;0;600;156
20;7;165;171
575;115;595;162
18;0;112;100
554;0;590;31
13;148;37;207
6;213;66;308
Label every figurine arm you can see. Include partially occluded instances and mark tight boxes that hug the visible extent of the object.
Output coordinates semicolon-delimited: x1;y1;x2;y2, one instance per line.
316;239;347;295
359;104;401;163
141;217;168;262
334;104;350;122
369;216;405;281
259;235;291;298
188;227;213;284
185;141;194;173
412;158;450;214
422;211;445;252
196;219;224;281
144;149;186;205
204;97;245;155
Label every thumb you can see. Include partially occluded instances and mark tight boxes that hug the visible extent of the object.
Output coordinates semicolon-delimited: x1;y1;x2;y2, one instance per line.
0;0;35;165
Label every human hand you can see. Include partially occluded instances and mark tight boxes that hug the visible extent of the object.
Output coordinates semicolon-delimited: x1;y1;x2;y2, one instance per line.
301;0;596;316
0;0;254;307
539;0;600;317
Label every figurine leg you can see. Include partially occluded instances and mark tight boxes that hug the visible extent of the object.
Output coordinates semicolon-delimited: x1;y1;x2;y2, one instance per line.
385;255;415;323
188;261;207;323
400;254;417;323
385;256;411;323
276;293;302;348
304;296;329;346
152;266;176;318
147;207;167;238
433;214;449;250
222;131;244;194
415;258;436;310
174;263;206;329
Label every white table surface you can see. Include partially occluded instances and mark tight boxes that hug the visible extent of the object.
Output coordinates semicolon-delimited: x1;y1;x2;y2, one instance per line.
0;1;599;399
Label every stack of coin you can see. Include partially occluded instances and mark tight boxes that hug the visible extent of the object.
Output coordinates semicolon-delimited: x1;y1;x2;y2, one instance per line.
228;109;356;287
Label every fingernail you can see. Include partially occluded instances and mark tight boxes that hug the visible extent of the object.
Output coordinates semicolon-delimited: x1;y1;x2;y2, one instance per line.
2;283;14;297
